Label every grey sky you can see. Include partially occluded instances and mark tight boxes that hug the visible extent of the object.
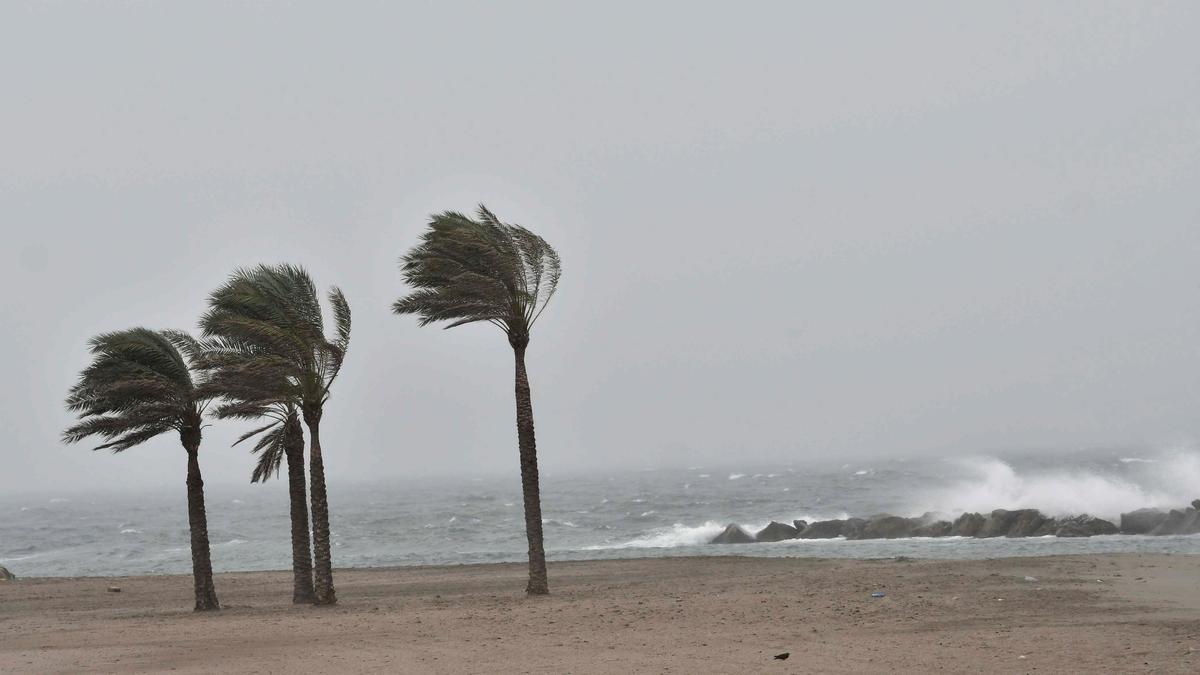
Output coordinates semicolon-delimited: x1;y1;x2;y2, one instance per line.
2;1;1198;494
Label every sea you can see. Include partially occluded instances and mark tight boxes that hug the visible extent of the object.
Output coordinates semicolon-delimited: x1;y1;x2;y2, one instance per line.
3;449;1200;578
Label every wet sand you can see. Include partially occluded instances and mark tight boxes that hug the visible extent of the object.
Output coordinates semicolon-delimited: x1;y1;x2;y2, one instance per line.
1;553;1198;673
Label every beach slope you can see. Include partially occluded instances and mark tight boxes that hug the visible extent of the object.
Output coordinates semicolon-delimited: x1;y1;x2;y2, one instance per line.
1;554;1197;673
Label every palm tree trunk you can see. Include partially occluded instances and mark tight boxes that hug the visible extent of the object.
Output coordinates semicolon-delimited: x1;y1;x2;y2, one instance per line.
513;345;549;595
183;438;220;611
284;422;315;604
304;410;337;606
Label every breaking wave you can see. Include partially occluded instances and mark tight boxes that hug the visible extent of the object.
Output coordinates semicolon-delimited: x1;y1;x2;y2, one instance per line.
586;521;727;549
912;452;1200;520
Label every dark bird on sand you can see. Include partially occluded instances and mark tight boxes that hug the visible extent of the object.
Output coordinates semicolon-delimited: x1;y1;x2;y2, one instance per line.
774;652;790;660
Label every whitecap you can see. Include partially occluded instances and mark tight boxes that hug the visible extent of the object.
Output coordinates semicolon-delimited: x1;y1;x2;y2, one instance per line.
587;521;726;550
728;473;746;480
120;528;140;534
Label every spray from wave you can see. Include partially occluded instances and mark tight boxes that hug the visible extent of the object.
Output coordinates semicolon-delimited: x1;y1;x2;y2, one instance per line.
911;452;1200;520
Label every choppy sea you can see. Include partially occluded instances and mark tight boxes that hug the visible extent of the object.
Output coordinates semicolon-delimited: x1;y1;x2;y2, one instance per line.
4;450;1200;578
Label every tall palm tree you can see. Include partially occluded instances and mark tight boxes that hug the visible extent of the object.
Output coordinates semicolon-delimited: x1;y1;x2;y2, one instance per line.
62;328;220;611
393;205;561;595
200;264;350;606
193;338;315;604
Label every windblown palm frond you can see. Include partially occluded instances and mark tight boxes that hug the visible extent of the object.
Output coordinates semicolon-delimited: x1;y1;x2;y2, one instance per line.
200;264;350;406
392;205;561;343
63;328;209;452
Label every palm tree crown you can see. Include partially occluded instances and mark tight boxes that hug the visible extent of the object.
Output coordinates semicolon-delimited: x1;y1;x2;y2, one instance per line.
199;263;350;411
392;205;561;346
64;328;211;450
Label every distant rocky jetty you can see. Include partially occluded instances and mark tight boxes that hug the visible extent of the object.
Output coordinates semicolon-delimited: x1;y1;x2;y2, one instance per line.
711;499;1200;544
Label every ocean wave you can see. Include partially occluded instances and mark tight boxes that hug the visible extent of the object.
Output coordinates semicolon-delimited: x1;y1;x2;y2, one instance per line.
585;521;727;550
728;473;745;480
542;519;578;528
912;452;1200;520
120;528;140;534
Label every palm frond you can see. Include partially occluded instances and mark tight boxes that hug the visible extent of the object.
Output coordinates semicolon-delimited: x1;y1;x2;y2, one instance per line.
63;328;207;453
393;205;561;341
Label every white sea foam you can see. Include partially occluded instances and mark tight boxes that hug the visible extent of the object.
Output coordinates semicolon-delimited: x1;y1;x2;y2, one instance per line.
587;521;727;549
728;473;746;480
913;453;1200;520
120;528;140;534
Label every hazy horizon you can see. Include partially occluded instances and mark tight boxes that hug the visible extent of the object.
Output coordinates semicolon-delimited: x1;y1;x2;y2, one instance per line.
3;1;1199;494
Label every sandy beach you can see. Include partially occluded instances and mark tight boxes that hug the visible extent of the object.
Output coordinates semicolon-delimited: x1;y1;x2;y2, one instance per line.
0;553;1197;673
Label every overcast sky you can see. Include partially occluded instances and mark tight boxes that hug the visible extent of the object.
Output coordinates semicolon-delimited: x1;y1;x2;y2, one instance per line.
1;1;1198;495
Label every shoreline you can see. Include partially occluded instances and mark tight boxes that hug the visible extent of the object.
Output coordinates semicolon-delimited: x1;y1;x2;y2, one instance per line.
2;553;1198;673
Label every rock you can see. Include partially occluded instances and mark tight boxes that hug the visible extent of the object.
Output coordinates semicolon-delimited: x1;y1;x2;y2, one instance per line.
0;565;15;581
1192;499;1200;511
107;586;122;593
710;524;756;544
792;519;808;533
912;520;952;537
854;515;917;539
1031;517;1060;536
1121;508;1168;535
950;512;986;537
842;518;867;539
1055;515;1118;537
978;509;1021;537
1149;508;1200;536
755;521;800;542
796;519;844;539
1007;509;1051;537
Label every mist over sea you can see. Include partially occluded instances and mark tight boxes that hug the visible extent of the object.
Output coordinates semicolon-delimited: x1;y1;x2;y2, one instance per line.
4;449;1200;578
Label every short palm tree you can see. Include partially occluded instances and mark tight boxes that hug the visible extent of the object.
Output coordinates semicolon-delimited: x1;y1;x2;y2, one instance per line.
393;205;561;595
62;328;220;611
201;264;350;606
194;338;315;604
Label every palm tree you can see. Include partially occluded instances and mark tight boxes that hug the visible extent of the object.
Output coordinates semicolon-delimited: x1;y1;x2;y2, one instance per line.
193;339;315;604
62;328;220;611
393;205;561;595
200;264;350;606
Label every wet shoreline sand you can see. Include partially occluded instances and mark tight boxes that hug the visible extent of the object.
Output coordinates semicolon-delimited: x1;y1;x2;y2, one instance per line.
1;553;1198;673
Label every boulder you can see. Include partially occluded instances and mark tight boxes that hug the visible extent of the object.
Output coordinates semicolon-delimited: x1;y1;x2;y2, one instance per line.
1055;515;1118;537
1193;499;1200;511
1121;508;1168;535
912;520;952;537
855;515;917;539
842;518;867;539
1149;508;1200;536
1007;509;1051;537
950;512;986;537
792;520;808;533
1031;517;1061;536
0;565;14;581
978;509;1021;537
710;524;756;544
797;518;864;539
755;521;800;542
